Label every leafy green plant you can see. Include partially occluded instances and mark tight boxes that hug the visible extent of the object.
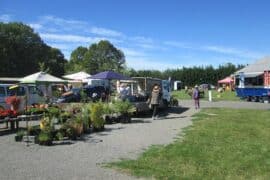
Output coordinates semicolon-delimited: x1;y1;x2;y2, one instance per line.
15;130;26;142
47;107;60;118
81;105;91;131
38;131;52;146
90;102;105;130
55;131;64;141
113;100;135;123
113;100;135;116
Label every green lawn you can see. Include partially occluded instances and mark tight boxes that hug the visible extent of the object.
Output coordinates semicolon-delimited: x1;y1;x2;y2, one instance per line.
172;90;240;101
109;108;270;179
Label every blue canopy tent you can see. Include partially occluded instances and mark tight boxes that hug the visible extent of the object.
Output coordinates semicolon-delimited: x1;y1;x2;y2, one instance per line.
89;70;131;80
89;71;131;101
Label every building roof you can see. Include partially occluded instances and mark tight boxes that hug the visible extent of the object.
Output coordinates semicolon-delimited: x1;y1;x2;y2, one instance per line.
235;57;270;75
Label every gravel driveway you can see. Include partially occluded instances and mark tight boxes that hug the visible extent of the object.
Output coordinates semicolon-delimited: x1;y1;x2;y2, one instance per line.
0;107;194;180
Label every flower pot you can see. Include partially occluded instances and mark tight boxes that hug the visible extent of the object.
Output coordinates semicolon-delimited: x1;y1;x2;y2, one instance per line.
15;135;23;142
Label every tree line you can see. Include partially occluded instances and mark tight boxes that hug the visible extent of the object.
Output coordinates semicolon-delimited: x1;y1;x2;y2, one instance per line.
0;22;245;86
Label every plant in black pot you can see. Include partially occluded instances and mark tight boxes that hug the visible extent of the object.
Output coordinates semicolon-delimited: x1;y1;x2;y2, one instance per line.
113;100;136;123
81;105;91;133
90;102;105;131
38;131;53;146
15;130;26;142
102;103;115;124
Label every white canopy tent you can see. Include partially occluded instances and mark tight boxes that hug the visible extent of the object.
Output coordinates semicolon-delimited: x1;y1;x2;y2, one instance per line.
20;71;67;98
62;71;91;83
20;71;66;84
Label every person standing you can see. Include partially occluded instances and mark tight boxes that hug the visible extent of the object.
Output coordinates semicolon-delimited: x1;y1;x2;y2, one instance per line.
193;85;200;109
150;84;161;120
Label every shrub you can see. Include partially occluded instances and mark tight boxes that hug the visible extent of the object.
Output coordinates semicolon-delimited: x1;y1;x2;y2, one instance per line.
81;105;91;131
55;131;64;141
113;100;135;116
90;102;105;130
47;107;60;118
15;130;26;142
38;131;52;146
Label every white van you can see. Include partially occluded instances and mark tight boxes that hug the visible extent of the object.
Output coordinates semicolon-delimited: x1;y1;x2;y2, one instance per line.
0;84;45;111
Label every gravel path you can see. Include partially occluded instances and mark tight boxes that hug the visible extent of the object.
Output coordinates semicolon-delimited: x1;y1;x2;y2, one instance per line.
0;107;195;180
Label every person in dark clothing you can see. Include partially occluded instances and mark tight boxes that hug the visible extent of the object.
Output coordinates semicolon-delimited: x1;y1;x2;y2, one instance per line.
193;85;200;109
150;84;161;120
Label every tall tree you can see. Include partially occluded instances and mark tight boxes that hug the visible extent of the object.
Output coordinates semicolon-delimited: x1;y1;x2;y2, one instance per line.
0;22;67;77
83;40;126;74
65;46;88;73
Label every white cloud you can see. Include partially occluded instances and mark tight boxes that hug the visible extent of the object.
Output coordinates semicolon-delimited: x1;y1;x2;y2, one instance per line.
165;41;265;59
40;15;87;26
120;47;146;57
40;33;96;43
202;45;263;59
126;57;181;70
131;36;153;44
0;14;12;22
29;23;43;30
90;26;123;37
164;41;193;49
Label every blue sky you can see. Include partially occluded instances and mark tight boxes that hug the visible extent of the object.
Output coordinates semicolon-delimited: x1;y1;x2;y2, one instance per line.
1;0;270;70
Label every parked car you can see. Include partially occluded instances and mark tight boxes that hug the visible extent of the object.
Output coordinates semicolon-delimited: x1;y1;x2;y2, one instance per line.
56;88;81;103
56;86;107;103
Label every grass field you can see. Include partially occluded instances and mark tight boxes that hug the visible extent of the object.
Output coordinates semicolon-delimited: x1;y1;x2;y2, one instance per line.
109;108;270;179
172;89;240;101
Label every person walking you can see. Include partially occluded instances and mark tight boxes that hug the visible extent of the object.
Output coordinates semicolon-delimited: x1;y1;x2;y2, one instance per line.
150;84;161;120
193;85;200;109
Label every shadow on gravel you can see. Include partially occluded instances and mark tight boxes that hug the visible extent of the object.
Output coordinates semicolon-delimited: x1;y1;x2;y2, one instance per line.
131;119;152;123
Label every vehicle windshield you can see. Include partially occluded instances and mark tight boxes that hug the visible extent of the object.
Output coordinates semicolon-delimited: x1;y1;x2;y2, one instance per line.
7;86;26;96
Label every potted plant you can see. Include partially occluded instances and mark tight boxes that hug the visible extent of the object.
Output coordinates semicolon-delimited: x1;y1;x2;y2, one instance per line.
15;130;25;142
72;116;83;137
81;105;91;132
38;131;53;146
102;103;115;124
113;100;135;123
90;102;105;131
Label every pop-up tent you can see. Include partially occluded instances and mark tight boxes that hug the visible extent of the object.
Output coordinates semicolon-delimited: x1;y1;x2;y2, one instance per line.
62;71;91;83
20;71;67;98
218;76;234;90
89;70;130;80
218;77;233;84
20;71;66;84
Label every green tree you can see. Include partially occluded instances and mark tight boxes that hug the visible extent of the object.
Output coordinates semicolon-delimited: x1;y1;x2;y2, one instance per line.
0;22;67;77
83;40;126;74
65;46;88;73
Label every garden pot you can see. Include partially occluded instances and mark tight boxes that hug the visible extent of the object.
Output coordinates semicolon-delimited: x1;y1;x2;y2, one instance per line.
39;140;53;146
15;135;23;142
120;114;131;123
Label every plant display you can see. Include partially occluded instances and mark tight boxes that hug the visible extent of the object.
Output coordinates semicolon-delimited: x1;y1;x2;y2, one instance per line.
38;131;52;146
89;102;105;130
0;109;17;118
5;96;21;111
15;130;26;142
81;105;91;132
25;107;47;115
46;106;60;118
55;131;64;141
113;100;135;115
28;125;41;136
113;100;135;123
